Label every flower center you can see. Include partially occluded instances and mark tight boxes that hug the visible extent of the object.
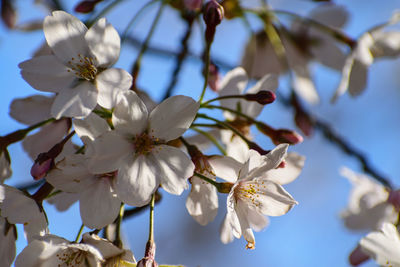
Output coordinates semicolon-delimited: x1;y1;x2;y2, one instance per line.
133;132;159;155
56;249;86;266
234;181;266;208
67;54;98;81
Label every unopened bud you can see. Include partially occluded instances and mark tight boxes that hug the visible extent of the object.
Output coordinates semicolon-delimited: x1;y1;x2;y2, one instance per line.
203;0;224;27
244;90;276;105
184;0;202;11
203;0;224;43
349;245;370;266
277;160;286;169
137;241;158;267
273;129;303;145
257;123;303;145
1;0;16;29
388;189;400;210
208;62;220;91
31;158;52;180
74;0;102;13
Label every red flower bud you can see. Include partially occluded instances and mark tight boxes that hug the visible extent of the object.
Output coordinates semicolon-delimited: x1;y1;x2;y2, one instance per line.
349;245;370;266
244;90;276;105
273;129;303;145
388;189;400;210
74;0;102;14
1;0;16;29
203;0;224;27
31;158;52;180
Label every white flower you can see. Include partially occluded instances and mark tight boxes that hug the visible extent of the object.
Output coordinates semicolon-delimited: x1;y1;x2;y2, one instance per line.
242;4;348;104
340;167;397;231
15;234;104;267
19;11;132;119
332;10;400;102
88;90;198;206
359;223;400;267
46;113;121;229
0;185;48;242
0;217;16;267
219;144;298;249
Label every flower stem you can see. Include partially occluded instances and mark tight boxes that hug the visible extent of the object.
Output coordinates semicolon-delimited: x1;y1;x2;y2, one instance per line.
199;42;211;103
114;203;125;248
194;172;233;193
148;192;156;243
131;0;166;90
75;224;84;243
190;127;227;155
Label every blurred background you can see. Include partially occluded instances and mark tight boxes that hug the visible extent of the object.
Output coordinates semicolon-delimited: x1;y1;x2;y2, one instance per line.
1;0;399;266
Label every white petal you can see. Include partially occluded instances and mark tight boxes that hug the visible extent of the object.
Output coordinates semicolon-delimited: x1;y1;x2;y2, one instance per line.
309;4;349;28
73;112;110;141
264;152;305;185
96;68;132;109
248;180;297;216
0;218;16;267
311;37;346;70
80;179;121;229
348;59;369;97
247;144;288;179
149;95;199;141
222;133;250;163
43;11;89;64
22;119;70;160
112;90;148;136
360;223;400;266
51;81;98;119
152;145;194;195
46;192;79;212
85;18;120;67
115;155;158;207
291;66;319;104
208;155;242;183
220;215;234;244
9;95;53;124
19;55;76;93
371;31;400;58
331;54;356;102
186;176;218;225
46;154;96;193
88;131;132;174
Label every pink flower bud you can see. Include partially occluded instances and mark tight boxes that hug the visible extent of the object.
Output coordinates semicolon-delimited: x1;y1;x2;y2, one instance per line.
388;189;400;210
349;245;370;266
273;129;303;145
184;0;202;11
30;158;52;180
74;0;102;13
244;90;276;105
294;109;314;137
203;0;224;27
1;0;16;29
208;63;220;92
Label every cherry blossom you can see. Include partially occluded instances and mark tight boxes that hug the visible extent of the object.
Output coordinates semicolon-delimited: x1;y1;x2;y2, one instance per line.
332;11;400;102
242;4;348;104
219;145;298;249
88;90;198;206
19;11;132;119
359;223;400;267
340;167;397;231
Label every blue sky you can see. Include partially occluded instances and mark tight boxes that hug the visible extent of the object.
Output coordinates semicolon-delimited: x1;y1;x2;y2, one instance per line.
1;0;399;266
